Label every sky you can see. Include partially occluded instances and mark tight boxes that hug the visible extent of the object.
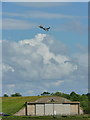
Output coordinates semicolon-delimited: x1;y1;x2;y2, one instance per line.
1;0;90;2
1;2;88;96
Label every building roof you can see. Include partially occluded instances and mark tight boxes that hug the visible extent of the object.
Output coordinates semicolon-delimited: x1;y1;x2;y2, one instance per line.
26;96;80;104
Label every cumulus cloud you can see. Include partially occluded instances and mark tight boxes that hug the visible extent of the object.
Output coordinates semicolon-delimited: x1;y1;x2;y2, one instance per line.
3;34;77;80
2;64;15;73
2;33;87;95
74;53;88;67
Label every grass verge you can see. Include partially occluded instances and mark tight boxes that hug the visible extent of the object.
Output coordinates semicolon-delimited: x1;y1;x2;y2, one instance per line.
1;115;90;120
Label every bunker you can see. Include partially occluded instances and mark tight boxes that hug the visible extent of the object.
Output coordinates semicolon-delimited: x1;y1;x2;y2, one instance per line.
25;102;80;116
14;97;83;116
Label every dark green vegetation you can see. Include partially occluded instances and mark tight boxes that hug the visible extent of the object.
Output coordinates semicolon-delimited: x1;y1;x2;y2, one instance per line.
3;93;22;97
41;91;90;114
1;115;90;120
11;93;22;97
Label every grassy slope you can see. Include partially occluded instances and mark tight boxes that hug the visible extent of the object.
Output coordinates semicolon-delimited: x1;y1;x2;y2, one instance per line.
2;96;45;115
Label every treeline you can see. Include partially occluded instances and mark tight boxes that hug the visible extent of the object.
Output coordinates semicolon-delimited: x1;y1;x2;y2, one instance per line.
40;91;90;114
3;93;22;97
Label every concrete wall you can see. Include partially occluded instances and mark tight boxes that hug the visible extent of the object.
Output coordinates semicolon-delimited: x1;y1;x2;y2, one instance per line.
70;104;78;115
14;107;25;116
45;104;53;115
54;104;62;115
14;103;83;116
36;104;44;116
27;104;35;116
26;103;79;116
63;104;71;115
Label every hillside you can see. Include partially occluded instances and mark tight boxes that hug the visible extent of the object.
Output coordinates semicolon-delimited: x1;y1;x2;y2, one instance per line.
2;96;45;115
2;95;77;115
2;93;89;115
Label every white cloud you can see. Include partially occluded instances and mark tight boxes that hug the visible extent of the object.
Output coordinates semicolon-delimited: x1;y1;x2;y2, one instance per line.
2;34;77;81
54;80;64;86
3;11;77;20
7;84;15;88
2;18;37;30
45;80;64;87
2;12;87;32
2;33;88;95
2;64;15;73
27;11;74;19
0;19;2;30
26;90;34;95
74;53;88;67
15;2;69;7
5;84;16;95
54;20;88;34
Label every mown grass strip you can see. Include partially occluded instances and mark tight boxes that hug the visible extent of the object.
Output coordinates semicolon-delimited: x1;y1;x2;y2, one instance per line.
1;115;90;120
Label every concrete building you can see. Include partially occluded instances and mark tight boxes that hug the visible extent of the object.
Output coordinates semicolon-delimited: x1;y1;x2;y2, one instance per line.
14;97;83;116
25;102;80;116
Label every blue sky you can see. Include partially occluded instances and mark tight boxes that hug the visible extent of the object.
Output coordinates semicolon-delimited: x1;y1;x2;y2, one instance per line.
1;2;88;96
2;2;88;51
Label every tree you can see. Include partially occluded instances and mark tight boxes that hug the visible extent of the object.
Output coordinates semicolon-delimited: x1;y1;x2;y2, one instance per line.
52;91;62;96
11;93;22;97
70;91;80;101
61;93;70;99
70;91;77;96
86;93;90;100
3;94;8;97
41;92;50;96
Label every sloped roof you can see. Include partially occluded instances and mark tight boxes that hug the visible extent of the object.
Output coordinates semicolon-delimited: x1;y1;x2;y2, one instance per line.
27;96;80;104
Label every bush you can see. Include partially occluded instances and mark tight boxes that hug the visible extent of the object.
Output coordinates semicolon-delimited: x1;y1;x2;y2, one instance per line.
11;93;22;97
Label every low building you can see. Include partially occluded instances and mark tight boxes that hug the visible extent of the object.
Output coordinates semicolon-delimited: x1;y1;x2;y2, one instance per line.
25;102;80;116
14;97;83;116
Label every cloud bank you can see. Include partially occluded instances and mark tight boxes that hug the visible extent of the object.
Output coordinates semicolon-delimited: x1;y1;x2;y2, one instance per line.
2;33;88;95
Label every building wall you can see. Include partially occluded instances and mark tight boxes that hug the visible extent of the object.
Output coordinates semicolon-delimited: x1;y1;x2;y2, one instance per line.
45;104;53;115
36;104;44;116
27;103;79;116
27;104;35;116
14;107;25;116
70;104;79;115
63;104;71;115
54;104;63;115
14;103;83;116
54;104;70;115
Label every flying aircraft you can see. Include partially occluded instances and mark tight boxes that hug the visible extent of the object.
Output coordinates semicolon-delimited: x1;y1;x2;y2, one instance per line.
38;25;50;31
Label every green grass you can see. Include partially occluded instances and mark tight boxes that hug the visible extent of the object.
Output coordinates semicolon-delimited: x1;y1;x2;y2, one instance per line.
1;115;90;120
2;96;45;115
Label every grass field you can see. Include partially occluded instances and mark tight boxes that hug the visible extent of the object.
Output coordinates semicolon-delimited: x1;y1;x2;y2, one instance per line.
2;96;45;115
